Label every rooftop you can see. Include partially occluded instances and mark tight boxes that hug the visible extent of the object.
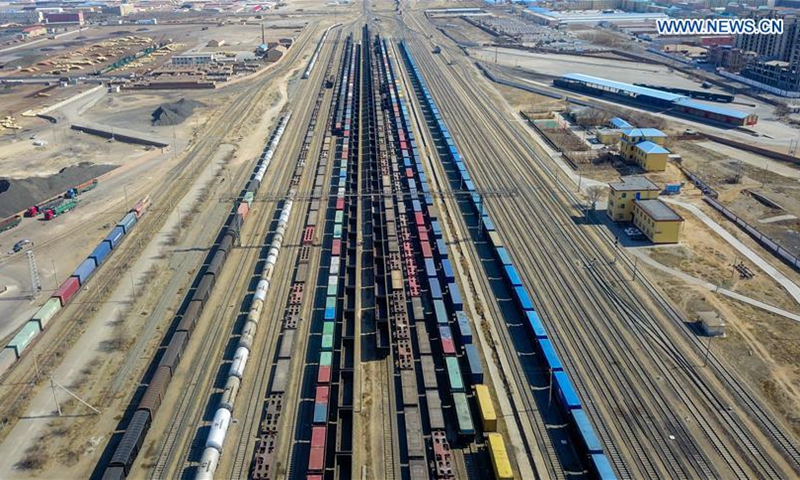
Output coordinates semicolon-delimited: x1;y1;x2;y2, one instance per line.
609;175;659;192
621;127;667;138
635;199;683;221
610;117;632;129
674;98;752;120
635;140;670;154
561;73;685;102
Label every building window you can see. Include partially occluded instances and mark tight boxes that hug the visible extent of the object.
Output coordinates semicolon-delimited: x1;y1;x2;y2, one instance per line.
621;193;627;198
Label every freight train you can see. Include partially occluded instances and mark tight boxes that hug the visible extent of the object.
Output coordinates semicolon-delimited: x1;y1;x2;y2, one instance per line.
400;41;617;480
0;195;150;379
99;114;290;480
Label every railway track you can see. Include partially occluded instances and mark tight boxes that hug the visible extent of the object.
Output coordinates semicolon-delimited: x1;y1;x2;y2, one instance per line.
388;22;567;480
148;27;344;479
0;24;321;445
398;12;800;479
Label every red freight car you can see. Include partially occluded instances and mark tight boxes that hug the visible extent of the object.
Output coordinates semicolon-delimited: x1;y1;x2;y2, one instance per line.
53;277;80;306
308;426;327;473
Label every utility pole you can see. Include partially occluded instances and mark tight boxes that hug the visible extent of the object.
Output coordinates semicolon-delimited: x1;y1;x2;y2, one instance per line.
49;377;100;416
702;335;714;367
27;250;41;298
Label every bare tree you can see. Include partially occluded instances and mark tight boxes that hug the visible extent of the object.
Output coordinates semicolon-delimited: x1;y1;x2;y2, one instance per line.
586;185;606;210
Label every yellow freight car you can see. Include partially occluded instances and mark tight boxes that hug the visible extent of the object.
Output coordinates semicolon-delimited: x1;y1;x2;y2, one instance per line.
475;384;497;432
488;433;514;479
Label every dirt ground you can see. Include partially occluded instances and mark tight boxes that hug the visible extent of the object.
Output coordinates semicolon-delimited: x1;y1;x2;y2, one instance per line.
672;141;800;257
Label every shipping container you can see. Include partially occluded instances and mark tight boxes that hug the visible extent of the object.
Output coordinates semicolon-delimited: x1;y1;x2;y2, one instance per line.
31;298;61;330
456;312;472;344
429;278;442;300
514;286;534;311
104;226;126;249
488;433;513;479
453;392;475;437
448;283;463;310
434;300;449;325
464;344;484;384
496;247;512;266
71;258;97;286
440;326;455;355
0;348;17;376
475;384;497;432
445;356;464;392
117;212;138;234
6;321;41;358
53;276;81;306
90;241;112;265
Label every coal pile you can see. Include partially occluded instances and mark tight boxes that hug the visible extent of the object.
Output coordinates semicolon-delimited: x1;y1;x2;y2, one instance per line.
0;163;116;217
151;98;204;126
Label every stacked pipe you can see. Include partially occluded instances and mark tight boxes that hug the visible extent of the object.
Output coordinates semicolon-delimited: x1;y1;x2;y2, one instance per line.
197;196;294;478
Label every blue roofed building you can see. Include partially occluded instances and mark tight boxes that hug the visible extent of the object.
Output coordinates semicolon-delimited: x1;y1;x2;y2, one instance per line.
554;73;758;127
620;128;670;171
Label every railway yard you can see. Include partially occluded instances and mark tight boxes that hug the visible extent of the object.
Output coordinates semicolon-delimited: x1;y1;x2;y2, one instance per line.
2;0;800;479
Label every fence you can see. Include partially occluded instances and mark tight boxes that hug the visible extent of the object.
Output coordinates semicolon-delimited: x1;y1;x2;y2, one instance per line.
704;196;800;272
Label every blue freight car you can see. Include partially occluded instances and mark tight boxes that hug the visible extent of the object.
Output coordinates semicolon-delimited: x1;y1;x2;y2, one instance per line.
496;247;512;266
448;283;463;310
573;409;603;454
592;454;617;480
526;311;547;339
434;300;449;325
514;286;534;311
464;344;483;384
105;226;126;249
456;312;472;344
117;212;138;234
441;259;455;282
425;259;437;279
429;278;442;300
89;241;112;265
555;371;581;410
71;258;97;286
436;239;448;258
504;265;522;287
539;339;563;371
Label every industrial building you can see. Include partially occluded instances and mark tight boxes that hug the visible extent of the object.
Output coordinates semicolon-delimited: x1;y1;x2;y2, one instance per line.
523;7;667;27
607;176;660;222
619;127;669;171
632;199;684;243
172;53;216;66
44;12;84;25
554;73;758;126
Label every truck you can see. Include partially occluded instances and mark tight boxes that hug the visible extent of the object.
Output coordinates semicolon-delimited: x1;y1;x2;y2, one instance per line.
0;215;21;233
43;199;77;220
65;178;99;199
26;197;63;217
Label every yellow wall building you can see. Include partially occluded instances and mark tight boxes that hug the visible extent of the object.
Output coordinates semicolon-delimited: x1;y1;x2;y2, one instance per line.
632;199;684;243
619;128;670;171
607;176;660;222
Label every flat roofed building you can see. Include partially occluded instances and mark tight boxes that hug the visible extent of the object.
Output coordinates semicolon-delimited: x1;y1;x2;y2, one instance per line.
607;176;660;222
633;199;684;243
172;53;216;66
